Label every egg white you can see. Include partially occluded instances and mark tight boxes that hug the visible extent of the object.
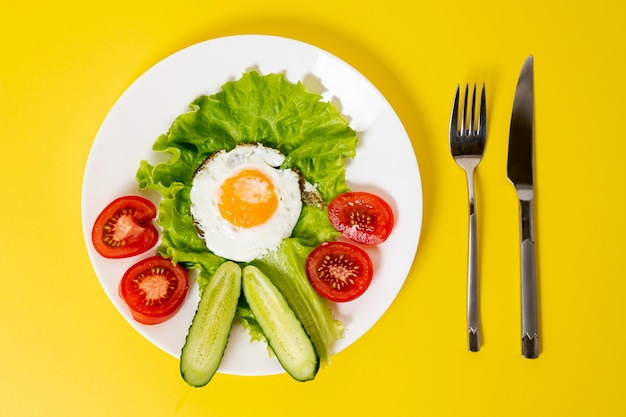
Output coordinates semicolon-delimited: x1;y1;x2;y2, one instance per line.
190;144;303;262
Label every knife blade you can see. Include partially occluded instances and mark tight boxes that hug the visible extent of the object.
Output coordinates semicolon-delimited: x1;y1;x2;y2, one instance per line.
507;55;539;359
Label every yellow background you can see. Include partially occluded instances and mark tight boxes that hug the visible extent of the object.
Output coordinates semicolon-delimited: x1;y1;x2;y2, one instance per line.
2;0;625;416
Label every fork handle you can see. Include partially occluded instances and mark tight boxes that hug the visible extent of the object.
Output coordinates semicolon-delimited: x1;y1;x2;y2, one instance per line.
519;199;539;359
466;167;480;352
467;210;480;352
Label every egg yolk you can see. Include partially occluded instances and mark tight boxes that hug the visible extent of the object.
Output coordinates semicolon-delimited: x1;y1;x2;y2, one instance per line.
218;169;278;228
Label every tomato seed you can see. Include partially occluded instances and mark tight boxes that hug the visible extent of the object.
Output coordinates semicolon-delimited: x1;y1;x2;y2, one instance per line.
132;268;177;306
349;211;375;232
317;254;359;290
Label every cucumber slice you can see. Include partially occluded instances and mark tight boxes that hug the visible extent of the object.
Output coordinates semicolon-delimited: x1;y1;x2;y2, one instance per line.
251;240;344;367
180;261;241;387
242;265;319;381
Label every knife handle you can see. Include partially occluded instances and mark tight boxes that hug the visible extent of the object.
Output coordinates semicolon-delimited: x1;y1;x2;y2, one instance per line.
519;199;538;359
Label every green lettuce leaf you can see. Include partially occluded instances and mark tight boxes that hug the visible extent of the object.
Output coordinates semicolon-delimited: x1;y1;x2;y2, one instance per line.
136;71;355;365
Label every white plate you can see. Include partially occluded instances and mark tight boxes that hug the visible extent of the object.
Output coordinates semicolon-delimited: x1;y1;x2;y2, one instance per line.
81;35;422;376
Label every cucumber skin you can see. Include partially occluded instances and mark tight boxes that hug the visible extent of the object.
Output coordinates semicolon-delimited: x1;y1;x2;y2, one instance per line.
242;265;319;382
180;261;241;387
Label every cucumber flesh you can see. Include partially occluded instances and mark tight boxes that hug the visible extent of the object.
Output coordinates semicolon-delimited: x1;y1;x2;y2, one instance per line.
242;265;319;381
180;261;241;387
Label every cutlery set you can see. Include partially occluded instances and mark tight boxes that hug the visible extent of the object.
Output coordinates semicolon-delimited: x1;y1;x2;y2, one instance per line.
449;55;538;359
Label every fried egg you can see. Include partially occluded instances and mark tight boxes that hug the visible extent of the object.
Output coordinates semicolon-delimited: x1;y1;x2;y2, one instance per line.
190;144;303;262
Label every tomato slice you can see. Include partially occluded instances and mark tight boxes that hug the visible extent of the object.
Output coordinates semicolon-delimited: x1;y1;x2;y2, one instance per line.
119;256;189;325
305;241;373;303
92;196;159;259
327;191;394;245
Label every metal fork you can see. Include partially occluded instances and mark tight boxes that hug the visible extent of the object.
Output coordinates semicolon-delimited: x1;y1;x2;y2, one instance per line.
449;83;487;352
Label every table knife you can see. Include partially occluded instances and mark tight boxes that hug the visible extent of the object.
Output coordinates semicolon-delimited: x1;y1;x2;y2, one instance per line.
507;55;539;359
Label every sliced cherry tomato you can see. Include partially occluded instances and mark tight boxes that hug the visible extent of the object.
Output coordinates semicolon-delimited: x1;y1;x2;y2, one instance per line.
305;241;373;303
119;256;189;325
327;191;394;245
92;196;159;259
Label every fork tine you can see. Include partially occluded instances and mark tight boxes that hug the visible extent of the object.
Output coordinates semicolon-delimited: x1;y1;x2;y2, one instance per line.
449;84;460;140
478;83;487;137
461;84;469;136
470;84;477;135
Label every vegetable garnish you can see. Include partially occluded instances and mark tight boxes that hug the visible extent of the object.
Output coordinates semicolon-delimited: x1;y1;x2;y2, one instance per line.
91;196;158;259
305;241;373;302
180;261;241;387
328;191;395;245
136;72;356;370
242;265;319;382
119;256;189;325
